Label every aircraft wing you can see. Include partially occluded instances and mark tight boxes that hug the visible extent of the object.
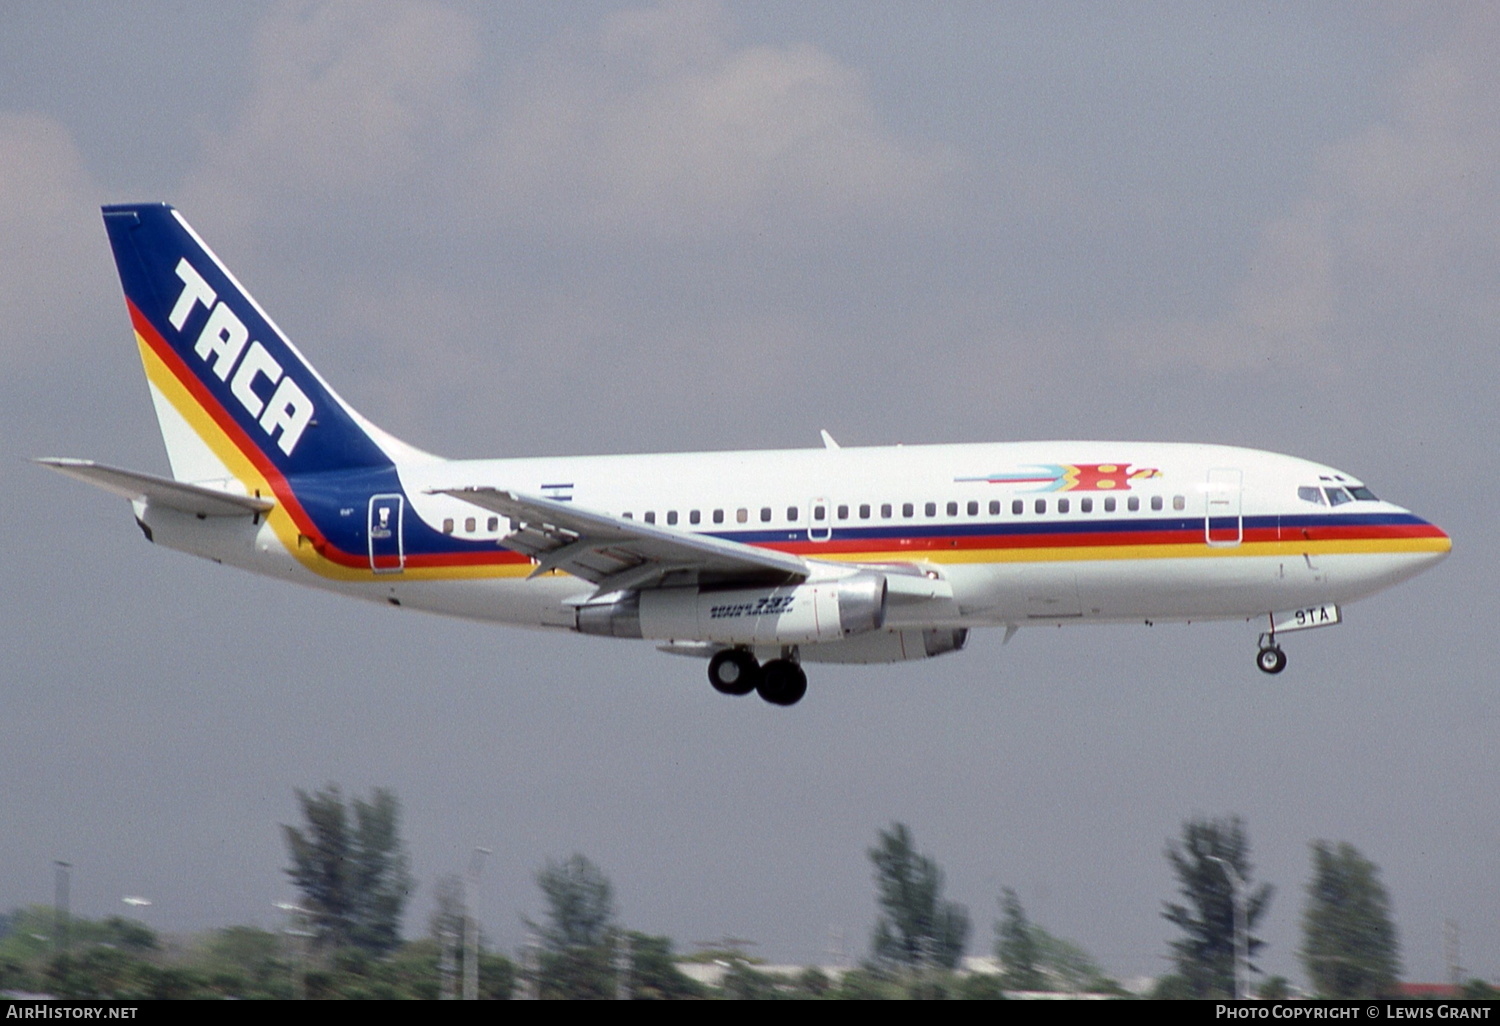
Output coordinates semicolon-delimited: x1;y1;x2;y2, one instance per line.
433;487;808;593
35;458;275;517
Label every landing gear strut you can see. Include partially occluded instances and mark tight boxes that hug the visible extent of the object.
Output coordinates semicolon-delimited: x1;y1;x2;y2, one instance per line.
1255;631;1287;675
706;649;807;706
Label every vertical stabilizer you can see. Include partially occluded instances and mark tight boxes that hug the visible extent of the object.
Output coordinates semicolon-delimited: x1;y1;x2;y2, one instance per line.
102;203;423;485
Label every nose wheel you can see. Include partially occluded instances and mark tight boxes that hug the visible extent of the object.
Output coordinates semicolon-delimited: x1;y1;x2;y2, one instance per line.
1255;632;1287;674
1256;646;1287;674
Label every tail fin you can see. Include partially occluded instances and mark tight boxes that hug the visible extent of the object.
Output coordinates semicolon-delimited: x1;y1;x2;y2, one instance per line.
102;203;422;485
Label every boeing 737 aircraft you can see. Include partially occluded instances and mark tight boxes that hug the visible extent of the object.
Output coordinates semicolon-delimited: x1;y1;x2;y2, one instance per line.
39;204;1451;706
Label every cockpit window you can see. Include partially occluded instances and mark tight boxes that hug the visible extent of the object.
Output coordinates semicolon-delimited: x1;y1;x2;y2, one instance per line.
1348;486;1378;501
1297;486;1325;505
1324;487;1352;506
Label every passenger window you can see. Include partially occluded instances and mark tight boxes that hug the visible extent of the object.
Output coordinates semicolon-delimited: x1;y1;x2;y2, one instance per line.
736;508;749;523
666;510;678;525
967;500;979;516
837;504;849;520
1173;495;1186;511
465;517;476;533
712;509;724;524
760;507;772;522
881;503;892;518
442;518;454;534
902;503;914;518
488;516;499;531
1325;488;1352;507
946;501;958;516
1080;497;1092;513
1058;498;1070;514
1034;498;1046;514
1150;496;1163;512
859;503;871;519
623;512;633;520
787;506;798;521
1128;496;1140;512
925;502;937;517
1012;499;1023;515
1103;497;1115;513
813;505;826;521
690;510;701;525
644;511;656;524
989;500;1000;515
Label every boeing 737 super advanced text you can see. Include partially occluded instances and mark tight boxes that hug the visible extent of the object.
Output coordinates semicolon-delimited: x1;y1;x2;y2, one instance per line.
39;205;1452;706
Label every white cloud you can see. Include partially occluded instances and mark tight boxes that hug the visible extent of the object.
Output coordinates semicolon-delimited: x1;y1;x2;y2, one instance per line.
183;0;480;229
1117;8;1500;375
476;0;953;237
0;112;106;371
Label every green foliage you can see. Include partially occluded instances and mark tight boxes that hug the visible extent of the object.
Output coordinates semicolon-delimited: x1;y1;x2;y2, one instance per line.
532;853;616;951
1258;974;1292;1000
995;888;1044;990
833;966;903;1000
793;965;833;998
1150;972;1195;1000
1300;841;1400;998
281;785;414;955
625;932;703;1000
957;972;1008;1000
1031;924;1111;992
1462;979;1499;1000
720;958;782;999
529;853;619;999
867;823;970;971
100;916;157;952
197;925;287;998
1161;815;1273;999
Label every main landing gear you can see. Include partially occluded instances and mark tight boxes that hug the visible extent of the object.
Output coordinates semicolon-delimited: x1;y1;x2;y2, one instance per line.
1255;631;1287;675
707;648;807;707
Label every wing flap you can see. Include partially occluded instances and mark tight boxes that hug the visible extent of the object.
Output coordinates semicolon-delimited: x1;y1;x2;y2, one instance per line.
36;458;275;517
433;486;808;589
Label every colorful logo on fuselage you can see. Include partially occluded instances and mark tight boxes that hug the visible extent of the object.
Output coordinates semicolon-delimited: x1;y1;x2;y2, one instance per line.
956;463;1161;492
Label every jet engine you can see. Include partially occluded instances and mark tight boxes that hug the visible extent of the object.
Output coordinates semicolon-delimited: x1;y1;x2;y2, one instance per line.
576;573;888;645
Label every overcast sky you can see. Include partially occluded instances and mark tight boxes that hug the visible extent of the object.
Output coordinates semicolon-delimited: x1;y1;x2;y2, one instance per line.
2;1;1496;987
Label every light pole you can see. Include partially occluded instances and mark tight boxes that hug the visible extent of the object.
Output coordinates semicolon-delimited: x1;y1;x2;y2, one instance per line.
464;847;491;1000
53;861;71;955
1208;856;1248;1000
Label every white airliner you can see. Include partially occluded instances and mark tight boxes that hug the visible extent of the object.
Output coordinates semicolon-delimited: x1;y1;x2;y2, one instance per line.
39;204;1452;706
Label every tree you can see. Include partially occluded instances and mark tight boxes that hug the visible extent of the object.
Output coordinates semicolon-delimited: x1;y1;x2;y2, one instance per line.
867;823;970;971
1300;841;1400;998
282;785;413;954
995;889;1113;993
995;888;1044;990
527;853;618;999
1161;815;1273;998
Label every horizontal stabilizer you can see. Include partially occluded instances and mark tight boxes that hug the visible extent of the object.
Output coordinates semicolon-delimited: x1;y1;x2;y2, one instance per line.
35;458;274;517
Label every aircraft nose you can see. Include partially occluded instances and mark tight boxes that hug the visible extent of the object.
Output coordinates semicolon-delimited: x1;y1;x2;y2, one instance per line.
1413;515;1452;563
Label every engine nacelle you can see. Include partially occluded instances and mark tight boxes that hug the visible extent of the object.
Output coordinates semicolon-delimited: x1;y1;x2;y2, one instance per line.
576;574;888;645
796;627;970;664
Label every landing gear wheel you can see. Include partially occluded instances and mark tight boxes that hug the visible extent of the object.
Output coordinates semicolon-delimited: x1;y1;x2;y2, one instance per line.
1256;646;1287;675
756;659;808;707
708;649;760;696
